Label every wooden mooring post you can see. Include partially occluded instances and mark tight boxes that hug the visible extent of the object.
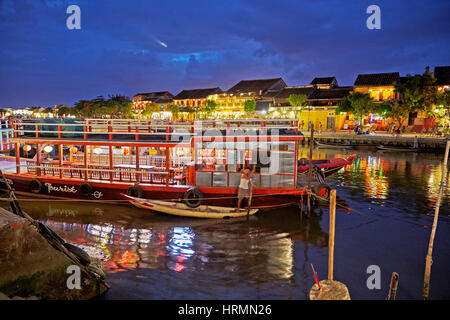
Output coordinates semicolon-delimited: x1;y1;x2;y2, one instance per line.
388;272;399;300
307;126;314;216
423;139;450;300
328;189;336;281
309;188;351;300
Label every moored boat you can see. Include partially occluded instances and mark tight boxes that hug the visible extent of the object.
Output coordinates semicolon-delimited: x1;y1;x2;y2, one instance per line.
315;140;374;149
0;118;348;209
298;153;356;178
376;145;420;152
121;193;259;218
315;140;354;149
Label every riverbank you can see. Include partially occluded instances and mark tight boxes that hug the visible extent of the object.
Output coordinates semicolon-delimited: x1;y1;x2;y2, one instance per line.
0;207;108;300
302;131;448;152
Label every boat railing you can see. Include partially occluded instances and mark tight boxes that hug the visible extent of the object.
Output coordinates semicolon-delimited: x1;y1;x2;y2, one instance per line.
72;154;175;167
22;161;183;185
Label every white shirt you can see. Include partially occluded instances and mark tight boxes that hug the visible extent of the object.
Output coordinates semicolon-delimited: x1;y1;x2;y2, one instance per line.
239;176;250;189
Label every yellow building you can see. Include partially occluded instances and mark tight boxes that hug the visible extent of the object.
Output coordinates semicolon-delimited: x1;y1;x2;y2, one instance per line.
306;86;353;130
353;72;399;101
173;87;223;109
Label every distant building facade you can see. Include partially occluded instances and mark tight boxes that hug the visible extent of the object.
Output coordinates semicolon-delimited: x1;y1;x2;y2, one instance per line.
173;87;223;108
133;91;174;112
214;78;287;116
353;72;399;101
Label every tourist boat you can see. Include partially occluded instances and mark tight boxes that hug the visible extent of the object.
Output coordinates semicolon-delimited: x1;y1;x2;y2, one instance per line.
376;145;419;152
0;118;351;209
298;153;356;178
121;193;259;218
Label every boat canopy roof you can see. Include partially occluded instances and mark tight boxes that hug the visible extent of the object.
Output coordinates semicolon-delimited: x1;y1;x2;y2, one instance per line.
10;118;304;146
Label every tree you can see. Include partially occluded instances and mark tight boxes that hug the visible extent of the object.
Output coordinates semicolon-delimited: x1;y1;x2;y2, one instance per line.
141;103;160;119
73;95;133;119
395;67;439;117
43;107;54;115
56;105;73;117
287;94;307;119
167;104;180;120
287;94;307;108
203;100;217;118
243;99;256;115
433;91;450;133
117;101;133;118
373;101;410;131
336;92;374;123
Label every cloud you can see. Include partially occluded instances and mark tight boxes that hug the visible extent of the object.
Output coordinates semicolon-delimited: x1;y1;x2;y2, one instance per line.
0;0;449;107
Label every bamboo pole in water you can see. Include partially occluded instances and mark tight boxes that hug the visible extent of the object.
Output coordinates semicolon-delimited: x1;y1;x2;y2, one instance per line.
328;189;336;281
307;126;314;216
423;139;450;300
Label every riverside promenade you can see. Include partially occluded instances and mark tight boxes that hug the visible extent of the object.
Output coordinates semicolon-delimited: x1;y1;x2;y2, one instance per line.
302;130;449;152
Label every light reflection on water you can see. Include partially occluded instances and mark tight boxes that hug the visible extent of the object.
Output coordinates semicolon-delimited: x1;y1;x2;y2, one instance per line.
2;147;449;299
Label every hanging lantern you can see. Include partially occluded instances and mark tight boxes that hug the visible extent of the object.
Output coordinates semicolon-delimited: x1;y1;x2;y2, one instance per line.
23;145;32;152
43;145;53;153
149;148;157;156
123;148;130;156
70;146;78;154
176;149;184;157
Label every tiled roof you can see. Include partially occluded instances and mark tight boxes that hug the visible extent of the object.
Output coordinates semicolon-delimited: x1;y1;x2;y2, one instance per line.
354;72;400;86
434;66;450;86
226;78;286;94
310;77;336;85
152;97;173;104
261;89;282;99
308;86;353;100
133;91;174;102
274;86;315;100
173;87;223;100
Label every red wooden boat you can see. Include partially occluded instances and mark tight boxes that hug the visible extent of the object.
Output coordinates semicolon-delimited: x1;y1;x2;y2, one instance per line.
298;153;356;177
0;119;354;209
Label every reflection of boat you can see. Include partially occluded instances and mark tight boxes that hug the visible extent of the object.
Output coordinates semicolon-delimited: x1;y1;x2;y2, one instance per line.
376;145;419;152
298;154;356;178
121;193;258;219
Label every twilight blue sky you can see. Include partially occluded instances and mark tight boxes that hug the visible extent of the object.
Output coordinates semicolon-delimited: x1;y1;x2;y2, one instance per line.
0;0;449;108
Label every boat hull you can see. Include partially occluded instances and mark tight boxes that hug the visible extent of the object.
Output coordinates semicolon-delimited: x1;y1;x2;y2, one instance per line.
1;173;303;209
121;194;259;219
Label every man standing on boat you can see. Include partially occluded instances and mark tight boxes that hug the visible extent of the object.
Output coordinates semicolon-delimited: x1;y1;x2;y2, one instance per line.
236;165;256;212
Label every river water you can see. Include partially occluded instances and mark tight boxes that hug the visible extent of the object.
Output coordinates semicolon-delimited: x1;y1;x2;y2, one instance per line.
3;146;449;300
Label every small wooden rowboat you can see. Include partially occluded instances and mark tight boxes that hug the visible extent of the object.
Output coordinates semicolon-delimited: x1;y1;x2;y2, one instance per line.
121;193;259;219
314;140;354;149
376;145;419;152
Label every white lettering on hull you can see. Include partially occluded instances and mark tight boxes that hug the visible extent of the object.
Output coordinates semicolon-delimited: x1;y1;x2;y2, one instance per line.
44;183;77;194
